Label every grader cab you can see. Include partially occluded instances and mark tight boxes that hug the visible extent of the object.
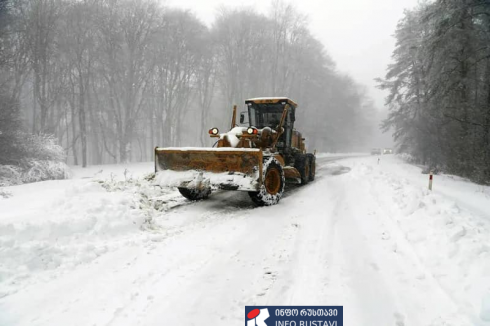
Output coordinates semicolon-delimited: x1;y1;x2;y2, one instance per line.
155;97;315;206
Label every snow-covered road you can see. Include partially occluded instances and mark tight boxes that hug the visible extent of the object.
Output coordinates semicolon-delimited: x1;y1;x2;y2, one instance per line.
1;155;490;325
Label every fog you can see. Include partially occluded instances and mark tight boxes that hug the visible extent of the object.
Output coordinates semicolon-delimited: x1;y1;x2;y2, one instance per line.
2;0;408;167
167;0;419;109
3;0;489;184
166;0;421;148
185;0;423;151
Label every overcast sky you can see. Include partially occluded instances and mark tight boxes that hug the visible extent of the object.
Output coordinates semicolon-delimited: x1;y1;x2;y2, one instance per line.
165;0;420;110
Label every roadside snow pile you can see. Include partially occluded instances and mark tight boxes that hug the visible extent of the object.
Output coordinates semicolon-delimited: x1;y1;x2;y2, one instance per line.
0;169;186;299
96;173;189;221
0;181;145;297
353;156;490;324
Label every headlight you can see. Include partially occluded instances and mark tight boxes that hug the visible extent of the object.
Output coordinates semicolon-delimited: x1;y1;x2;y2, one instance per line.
208;127;219;135
247;127;258;135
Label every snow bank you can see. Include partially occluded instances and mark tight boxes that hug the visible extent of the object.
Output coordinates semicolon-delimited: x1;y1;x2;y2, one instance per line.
0;164;181;299
349;155;490;323
0;181;147;297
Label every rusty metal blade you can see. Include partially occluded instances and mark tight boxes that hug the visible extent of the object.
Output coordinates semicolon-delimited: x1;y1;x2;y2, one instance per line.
155;148;263;177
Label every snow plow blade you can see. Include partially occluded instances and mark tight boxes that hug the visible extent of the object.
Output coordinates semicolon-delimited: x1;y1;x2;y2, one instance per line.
154;147;262;191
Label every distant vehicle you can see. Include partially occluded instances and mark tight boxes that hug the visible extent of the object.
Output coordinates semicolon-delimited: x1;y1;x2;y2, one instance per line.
371;148;382;155
383;148;393;154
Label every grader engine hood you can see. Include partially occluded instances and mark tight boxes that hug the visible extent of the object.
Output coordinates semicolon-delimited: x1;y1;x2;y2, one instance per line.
154;147;263;191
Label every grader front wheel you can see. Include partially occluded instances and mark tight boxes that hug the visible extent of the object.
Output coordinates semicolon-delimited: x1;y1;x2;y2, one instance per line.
264;168;282;195
249;158;285;206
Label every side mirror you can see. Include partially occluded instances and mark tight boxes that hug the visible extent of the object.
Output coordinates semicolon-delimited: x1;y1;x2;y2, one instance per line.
240;112;246;124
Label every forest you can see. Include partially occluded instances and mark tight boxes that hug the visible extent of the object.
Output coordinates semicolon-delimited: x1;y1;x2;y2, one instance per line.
378;0;490;184
0;0;374;182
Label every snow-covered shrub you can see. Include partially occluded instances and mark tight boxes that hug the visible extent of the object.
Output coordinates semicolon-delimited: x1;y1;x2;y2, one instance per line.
0;188;13;198
0;132;69;185
19;133;66;162
397;152;443;175
0;164;23;186
20;134;68;181
1;85;68;185
21;160;70;183
397;152;417;163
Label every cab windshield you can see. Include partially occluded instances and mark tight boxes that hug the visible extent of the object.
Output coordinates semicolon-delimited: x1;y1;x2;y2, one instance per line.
248;102;295;150
248;103;285;129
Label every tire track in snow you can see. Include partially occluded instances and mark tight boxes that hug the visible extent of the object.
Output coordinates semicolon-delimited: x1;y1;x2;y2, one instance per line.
0;156;367;326
77;157;355;326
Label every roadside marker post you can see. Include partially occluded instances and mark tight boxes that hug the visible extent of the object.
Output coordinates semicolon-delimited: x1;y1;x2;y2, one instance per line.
429;171;433;190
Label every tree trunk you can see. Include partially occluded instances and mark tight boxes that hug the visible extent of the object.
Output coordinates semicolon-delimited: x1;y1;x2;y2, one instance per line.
78;70;87;167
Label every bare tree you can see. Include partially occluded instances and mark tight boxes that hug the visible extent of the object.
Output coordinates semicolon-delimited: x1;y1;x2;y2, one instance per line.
96;0;159;162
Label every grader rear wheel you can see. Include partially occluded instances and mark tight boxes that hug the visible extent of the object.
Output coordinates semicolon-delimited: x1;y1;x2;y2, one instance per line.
307;153;316;181
294;154;310;185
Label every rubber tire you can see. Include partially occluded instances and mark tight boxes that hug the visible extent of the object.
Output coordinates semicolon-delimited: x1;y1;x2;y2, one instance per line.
306;153;316;181
248;157;285;206
178;187;211;201
294;154;310;185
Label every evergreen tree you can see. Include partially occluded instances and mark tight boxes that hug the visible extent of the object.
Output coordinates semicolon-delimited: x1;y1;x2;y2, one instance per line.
380;0;490;184
0;0;24;165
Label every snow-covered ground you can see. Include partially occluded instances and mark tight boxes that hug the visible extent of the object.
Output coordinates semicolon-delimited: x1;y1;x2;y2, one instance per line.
1;155;490;325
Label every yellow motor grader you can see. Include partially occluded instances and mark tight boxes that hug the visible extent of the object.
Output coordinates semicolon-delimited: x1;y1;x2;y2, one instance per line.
154;97;315;206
